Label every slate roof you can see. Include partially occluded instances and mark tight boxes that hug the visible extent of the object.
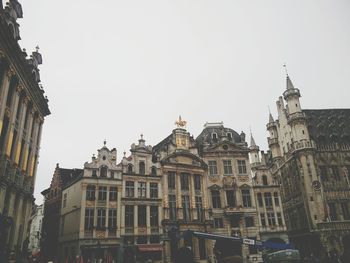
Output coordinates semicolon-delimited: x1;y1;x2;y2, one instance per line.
195;125;242;145
304;109;350;145
59;168;83;187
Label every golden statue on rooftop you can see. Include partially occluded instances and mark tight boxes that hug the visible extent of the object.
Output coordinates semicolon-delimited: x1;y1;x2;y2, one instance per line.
175;115;187;128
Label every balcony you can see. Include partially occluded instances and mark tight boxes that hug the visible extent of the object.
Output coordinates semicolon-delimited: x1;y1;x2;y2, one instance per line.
125;227;134;235
151;227;160;234
84;229;93;238
292;140;315;151
317;221;350;232
224;206;245;216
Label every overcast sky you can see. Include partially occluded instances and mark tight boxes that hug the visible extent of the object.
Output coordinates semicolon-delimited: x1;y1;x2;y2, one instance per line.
17;0;350;204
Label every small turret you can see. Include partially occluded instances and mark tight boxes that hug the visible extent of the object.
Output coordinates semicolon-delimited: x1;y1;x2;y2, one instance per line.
249;133;260;166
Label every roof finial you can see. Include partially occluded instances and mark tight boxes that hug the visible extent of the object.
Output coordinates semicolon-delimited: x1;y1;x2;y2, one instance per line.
103;139;106;146
123;151;126;157
175;115;187;128
36;45;40;52
140;133;143;140
283;64;288;76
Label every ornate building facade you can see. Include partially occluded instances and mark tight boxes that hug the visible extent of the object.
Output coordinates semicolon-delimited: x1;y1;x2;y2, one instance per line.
267;75;350;260
155;124;212;263
196;122;262;262
58;144;123;262
120;135;163;262
0;0;50;260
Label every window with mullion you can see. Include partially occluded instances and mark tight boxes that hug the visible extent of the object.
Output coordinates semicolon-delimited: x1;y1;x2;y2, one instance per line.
125;205;134;227
138;205;146;227
98;186;107;201
241;189;252;207
195;196;203;221
97;209;106;229
226;190;236;207
109;187;117;201
150;183;158;198
138;182;146;198
84;208;94;230
168;172;176;189
150;206;159;226
86;185;95;201
237;160;247;174
264;193;272;207
125;181;134;197
208;161;218;175
211;190;221;208
223;160;233;175
108;209;117;229
180;173;189;190
182;195;191;221
194;175;201;191
169;195;177;220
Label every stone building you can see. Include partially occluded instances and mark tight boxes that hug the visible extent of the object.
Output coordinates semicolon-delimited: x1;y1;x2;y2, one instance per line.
154;120;212;263
58;143;123;262
249;134;288;250
41;165;82;262
0;0;50;260
267;75;350;260
120;135;163;262
28;204;44;256
196;122;262;262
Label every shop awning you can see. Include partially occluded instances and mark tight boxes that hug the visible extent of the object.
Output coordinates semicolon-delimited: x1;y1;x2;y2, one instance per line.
138;244;163;252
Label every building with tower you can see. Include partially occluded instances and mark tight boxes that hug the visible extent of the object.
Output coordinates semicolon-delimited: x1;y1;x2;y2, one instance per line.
196;122;262;262
249;134;288;250
267;75;350;260
0;0;50;260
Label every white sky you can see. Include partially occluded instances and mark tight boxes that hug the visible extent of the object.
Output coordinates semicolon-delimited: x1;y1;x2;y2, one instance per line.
16;0;350;204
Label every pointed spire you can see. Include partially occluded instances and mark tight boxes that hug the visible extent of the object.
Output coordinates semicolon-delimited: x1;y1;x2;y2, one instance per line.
250;133;256;147
269;112;274;123
286;75;295;90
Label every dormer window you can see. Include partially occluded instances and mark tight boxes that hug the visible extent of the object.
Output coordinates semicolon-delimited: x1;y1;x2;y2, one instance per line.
92;170;97;177
227;132;232;140
262;175;268;186
139;161;145;175
127;164;133;173
100;166;108;177
212;133;218;141
151;166;157;175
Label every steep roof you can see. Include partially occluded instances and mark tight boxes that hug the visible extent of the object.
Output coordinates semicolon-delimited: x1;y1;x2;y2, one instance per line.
304;109;350;145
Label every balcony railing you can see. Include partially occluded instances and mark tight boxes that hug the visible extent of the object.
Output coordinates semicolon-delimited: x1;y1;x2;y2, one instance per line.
84;229;93;238
268;137;279;147
125;227;134;235
317;221;350;231
287;111;306;124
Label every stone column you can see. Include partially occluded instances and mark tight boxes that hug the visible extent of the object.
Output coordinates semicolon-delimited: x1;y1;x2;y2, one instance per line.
134;205;138;235
272;192;278;226
146;205;150;235
21;110;34;172
121;205;125;236
158;206;162;234
177;173;182;220
80;183;87;237
0;185;6;212
12;194;23;248
192;237;200;261
0;67;14;133
164;240;171;263
117;186;122;237
6;86;20;158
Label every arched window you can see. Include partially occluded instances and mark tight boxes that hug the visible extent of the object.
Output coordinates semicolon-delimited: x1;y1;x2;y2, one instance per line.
262;175;268;186
139;161;145;175
100;166;108;177
151;166;157;175
127;164;133;173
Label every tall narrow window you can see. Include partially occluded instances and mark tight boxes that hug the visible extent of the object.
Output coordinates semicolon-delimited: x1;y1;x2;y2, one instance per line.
277;212;283;225
267;212;276;226
125;205;134;227
241;189;252;207
195;196;203;221
63;193;67;208
320;166;328;181
341;202;350;220
223;160;233;175
257;193;263;207
264;193;272;207
194;175;201;191
180;173;189;190
100;166;107;177
138;182;146;198
328;203;337;221
208;161;218;175
182;195;191;221
108;209;117;229
150;206;159;226
262;175;268;186
260;213;266;226
226;190;236;207
125;181;134;197
98;186;107;201
109;187;117;201
139;161;145;175
127;164;133;173
274;192;279;206
86;185;96;201
138;205;146;227
211;190;221;208
213;218;224;228
237;160;247;174
331;166;340;181
168;172;176;189
169;195;177;220
97;209;106;229
151;166;157;175
150;183;158;198
84;208;94;230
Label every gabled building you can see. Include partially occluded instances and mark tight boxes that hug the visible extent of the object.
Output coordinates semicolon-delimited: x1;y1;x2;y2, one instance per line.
58;143;123;262
0;0;50;260
196;122;261;262
41;165;82;262
267;75;350;260
120;135;163;262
